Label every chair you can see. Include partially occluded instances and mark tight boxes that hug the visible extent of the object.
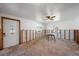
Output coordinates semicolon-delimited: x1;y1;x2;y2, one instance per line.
46;27;59;41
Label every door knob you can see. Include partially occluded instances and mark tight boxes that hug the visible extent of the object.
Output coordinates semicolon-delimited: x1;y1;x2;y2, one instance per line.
3;33;5;35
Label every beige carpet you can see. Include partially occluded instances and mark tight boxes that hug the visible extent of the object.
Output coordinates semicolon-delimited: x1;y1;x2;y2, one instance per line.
0;38;79;56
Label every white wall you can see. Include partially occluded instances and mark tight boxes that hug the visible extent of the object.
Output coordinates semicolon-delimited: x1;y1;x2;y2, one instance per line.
47;19;79;30
21;18;44;30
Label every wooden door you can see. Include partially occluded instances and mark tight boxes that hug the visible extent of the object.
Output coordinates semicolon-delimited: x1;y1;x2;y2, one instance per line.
74;30;79;44
74;30;77;41
0;29;3;50
77;30;79;44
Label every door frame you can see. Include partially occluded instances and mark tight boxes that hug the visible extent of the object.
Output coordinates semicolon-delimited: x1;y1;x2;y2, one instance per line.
1;16;21;49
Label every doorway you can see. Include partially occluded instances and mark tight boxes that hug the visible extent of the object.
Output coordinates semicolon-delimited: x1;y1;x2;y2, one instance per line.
1;16;21;49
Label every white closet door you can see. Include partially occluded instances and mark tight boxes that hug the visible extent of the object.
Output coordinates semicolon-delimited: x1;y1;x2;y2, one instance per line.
3;19;19;48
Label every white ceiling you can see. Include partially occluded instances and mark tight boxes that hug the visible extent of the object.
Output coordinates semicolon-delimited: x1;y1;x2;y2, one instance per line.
0;3;79;23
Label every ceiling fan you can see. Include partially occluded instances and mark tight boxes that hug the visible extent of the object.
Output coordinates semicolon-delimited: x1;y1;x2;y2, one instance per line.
45;16;56;21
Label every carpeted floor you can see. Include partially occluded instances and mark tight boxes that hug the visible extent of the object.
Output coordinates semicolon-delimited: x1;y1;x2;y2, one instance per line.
0;37;79;56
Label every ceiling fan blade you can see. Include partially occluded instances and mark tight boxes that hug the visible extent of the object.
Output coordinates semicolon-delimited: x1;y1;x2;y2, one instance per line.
51;16;56;18
46;16;50;19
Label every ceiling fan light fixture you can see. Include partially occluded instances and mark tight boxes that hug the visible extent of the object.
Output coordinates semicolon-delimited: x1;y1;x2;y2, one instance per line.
46;16;51;19
45;15;56;21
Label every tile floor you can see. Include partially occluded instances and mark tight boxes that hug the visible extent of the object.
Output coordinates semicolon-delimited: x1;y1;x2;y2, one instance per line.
0;37;79;56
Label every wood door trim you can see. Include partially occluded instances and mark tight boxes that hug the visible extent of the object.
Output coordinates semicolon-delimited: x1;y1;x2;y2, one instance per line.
1;16;21;50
